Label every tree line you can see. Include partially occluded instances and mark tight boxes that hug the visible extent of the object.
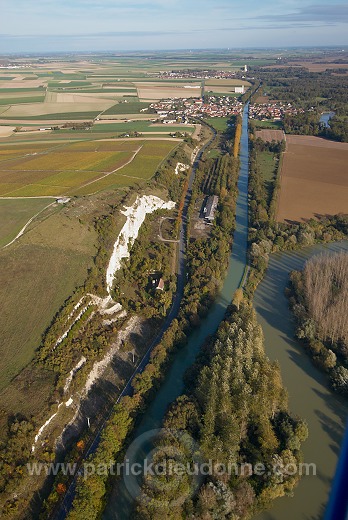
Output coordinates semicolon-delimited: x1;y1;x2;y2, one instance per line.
137;303;308;519
287;252;348;396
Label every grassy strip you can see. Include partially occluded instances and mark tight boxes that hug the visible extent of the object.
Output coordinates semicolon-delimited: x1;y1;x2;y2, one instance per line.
0;96;45;105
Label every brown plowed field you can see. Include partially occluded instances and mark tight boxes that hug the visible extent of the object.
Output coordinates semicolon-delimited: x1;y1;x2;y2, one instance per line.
255;129;285;142
277;135;348;222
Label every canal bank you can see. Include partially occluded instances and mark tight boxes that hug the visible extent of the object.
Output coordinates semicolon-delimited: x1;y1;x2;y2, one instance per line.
254;241;348;520
103;105;251;519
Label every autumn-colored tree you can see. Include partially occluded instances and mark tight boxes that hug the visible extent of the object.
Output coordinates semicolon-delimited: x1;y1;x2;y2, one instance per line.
56;483;67;495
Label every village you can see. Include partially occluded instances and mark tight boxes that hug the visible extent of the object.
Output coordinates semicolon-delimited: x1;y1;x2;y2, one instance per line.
149;95;244;122
249;101;305;120
149;67;249;80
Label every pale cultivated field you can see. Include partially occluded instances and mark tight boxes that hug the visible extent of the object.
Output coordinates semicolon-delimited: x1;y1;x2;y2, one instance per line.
295;62;348;72
205;79;251;86
262;62;348;72
2;101;112;117
277;135;348;222
255;129;285;142
48;92;117;104
135;82;201;101
0;80;45;89
0;126;15;137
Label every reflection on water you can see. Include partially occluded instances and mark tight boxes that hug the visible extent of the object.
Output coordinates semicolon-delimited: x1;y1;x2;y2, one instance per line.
254;241;348;520
319;112;335;128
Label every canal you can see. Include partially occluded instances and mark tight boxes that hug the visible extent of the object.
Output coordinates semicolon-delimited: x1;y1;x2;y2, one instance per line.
103;104;251;519
104;104;348;519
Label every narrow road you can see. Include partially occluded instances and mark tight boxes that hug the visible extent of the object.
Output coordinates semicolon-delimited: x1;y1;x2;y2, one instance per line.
1;201;56;249
51;128;216;520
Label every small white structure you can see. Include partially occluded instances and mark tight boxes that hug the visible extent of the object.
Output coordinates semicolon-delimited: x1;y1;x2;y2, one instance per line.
56;197;71;204
235;86;245;94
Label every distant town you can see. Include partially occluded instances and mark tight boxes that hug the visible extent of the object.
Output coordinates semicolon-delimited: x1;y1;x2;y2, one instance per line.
149;67;249;79
149;95;305;124
149;95;244;122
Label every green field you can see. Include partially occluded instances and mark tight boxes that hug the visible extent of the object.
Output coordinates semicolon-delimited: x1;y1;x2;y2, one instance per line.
257;149;277;201
258;150;277;182
48;81;93;87
71;140;178;195
1;111;101;120
0;206;97;392
0;96;45;105
90;121;194;134
0;88;45;93
252;119;283;129
204;116;232;132
0;139;177;196
102;101;150;115
0;198;54;247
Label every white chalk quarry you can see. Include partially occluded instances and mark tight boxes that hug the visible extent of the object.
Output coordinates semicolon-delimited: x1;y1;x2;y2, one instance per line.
32;403;63;452
34;195;175;452
175;162;189;175
63;356;87;394
106;195;175;294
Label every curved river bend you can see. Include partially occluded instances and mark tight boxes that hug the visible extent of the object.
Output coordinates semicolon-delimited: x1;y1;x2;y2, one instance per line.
255;241;348;520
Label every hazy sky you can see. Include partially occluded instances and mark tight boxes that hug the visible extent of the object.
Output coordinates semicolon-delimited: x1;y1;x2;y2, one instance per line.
0;0;347;53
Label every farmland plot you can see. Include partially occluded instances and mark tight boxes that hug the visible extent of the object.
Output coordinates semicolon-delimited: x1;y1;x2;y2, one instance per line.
277;135;348;222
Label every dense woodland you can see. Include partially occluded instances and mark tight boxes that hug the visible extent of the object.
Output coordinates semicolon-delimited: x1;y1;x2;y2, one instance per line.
287;252;348;395
137;304;308;519
255;67;348;141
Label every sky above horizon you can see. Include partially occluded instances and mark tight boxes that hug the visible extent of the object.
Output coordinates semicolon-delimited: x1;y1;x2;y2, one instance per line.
0;0;347;53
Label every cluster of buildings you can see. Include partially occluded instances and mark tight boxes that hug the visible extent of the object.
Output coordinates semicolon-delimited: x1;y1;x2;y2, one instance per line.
150;69;248;80
249;102;305;121
149;95;244;123
202;195;219;222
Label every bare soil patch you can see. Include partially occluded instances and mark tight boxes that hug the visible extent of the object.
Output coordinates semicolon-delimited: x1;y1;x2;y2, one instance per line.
0;125;15;137
255;129;285;142
277;135;348;222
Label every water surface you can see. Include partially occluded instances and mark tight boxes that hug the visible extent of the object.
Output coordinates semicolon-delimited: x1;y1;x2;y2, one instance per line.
254;241;348;520
104;105;250;519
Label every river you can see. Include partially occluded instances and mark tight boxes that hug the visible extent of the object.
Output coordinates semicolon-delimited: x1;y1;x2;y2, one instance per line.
103;105;250;519
320;112;335;128
255;241;348;520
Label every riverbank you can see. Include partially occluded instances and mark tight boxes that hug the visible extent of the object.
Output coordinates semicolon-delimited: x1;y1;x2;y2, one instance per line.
254;241;348;520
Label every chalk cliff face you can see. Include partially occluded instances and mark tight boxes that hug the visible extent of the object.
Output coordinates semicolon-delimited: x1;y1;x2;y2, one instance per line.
106;195;176;294
32;194;175;453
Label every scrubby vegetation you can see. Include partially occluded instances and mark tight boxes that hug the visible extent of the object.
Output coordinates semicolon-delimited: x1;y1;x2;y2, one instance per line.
287;252;348;395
